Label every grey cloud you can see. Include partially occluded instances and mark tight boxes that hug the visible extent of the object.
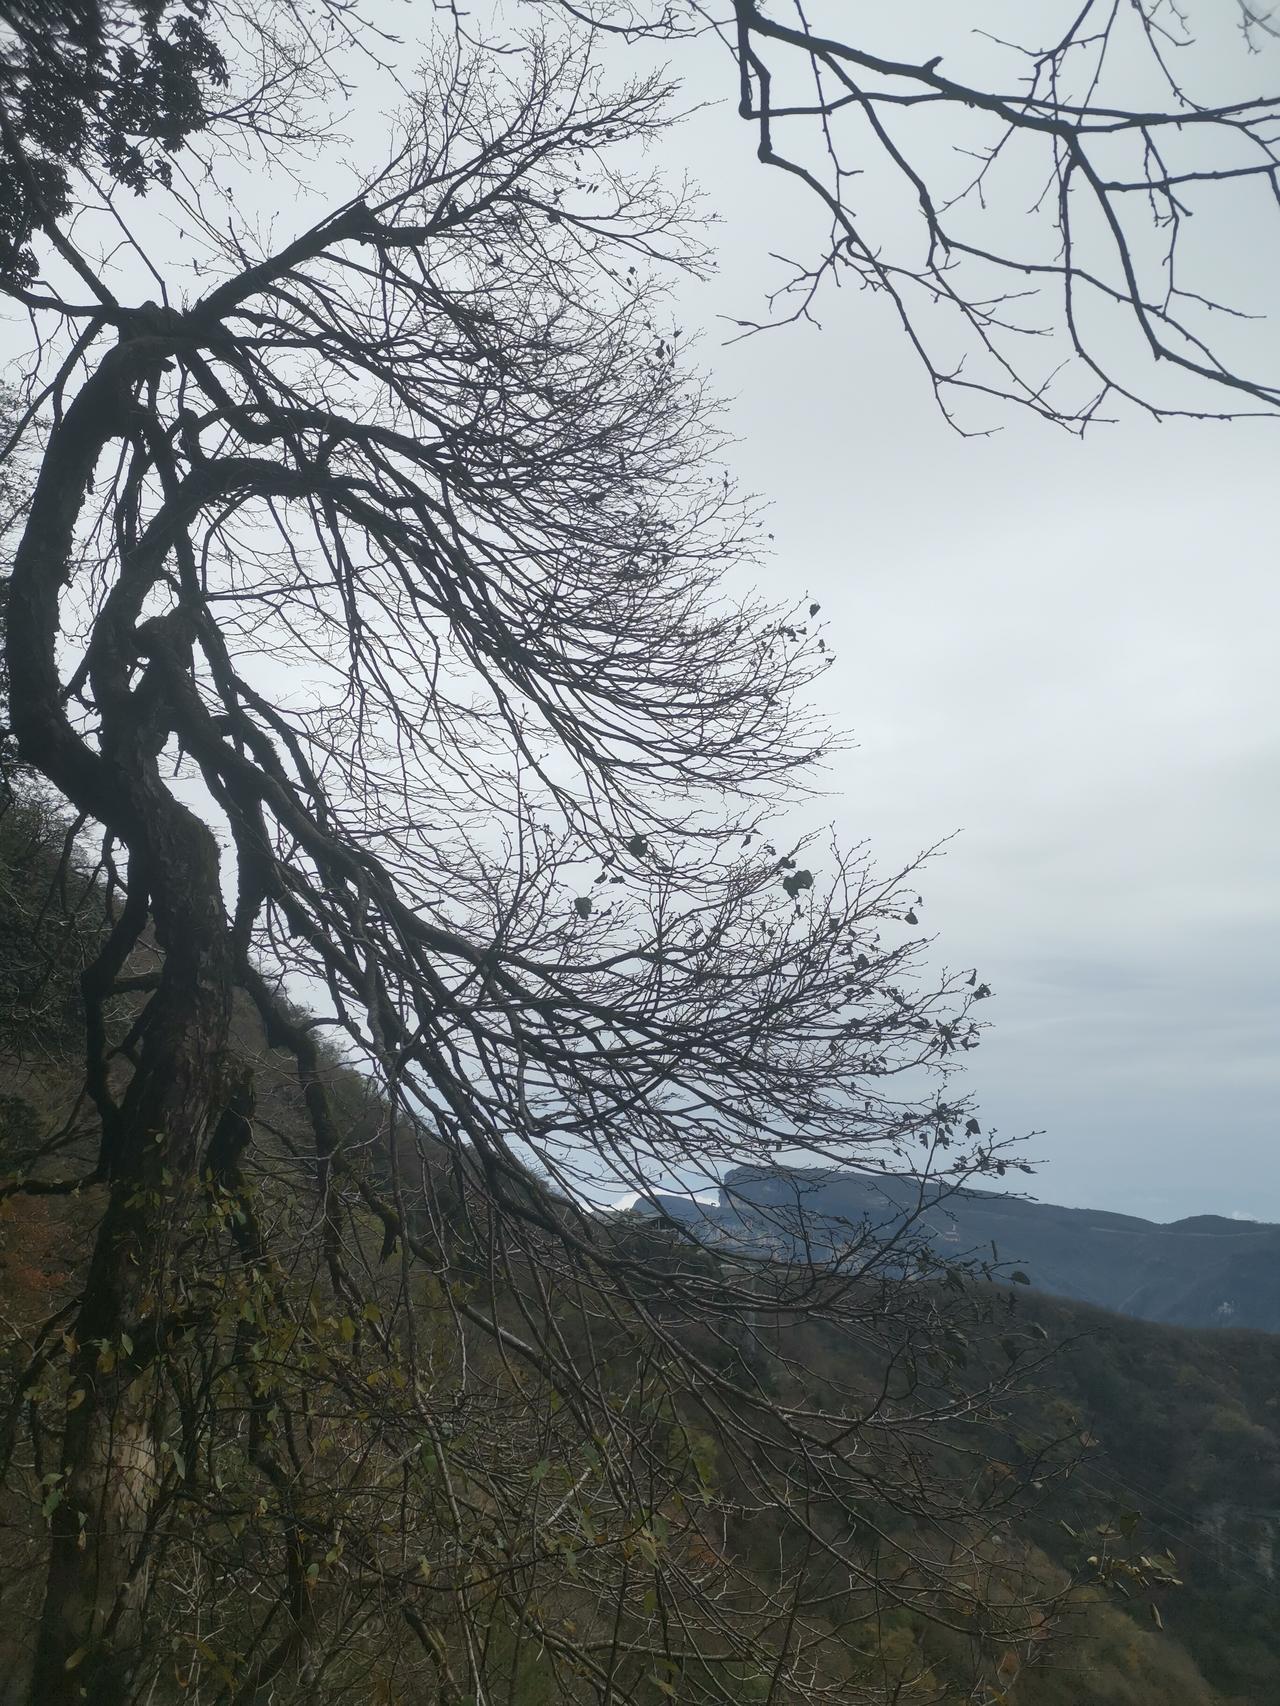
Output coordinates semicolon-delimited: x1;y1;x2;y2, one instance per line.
645;41;1280;1225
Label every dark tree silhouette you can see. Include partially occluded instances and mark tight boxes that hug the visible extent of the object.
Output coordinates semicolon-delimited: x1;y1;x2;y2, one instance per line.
3;3;1271;1703
549;0;1280;428
0;0;226;285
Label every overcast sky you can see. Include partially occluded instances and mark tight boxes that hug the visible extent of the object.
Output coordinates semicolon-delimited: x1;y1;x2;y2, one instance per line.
9;3;1276;1224
638;9;1280;1223
708;324;1280;1224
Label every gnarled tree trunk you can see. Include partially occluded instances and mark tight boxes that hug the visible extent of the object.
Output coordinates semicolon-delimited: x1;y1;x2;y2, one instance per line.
28;857;231;1705
8;333;236;1705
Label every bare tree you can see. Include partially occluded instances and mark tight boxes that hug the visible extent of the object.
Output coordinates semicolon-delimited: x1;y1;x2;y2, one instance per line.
1;4;1244;1704
546;0;1280;430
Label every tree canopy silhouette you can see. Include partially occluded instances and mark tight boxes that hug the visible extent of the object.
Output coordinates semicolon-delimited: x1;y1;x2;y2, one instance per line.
550;0;1280;427
2;3;1277;1703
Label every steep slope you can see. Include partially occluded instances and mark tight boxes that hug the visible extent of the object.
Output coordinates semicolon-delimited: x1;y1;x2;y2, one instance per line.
1;795;1275;1702
1010;1292;1280;1704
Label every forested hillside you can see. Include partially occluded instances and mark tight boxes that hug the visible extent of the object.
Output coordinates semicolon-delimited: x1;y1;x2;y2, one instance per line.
1013;1295;1280;1701
3;787;1276;1703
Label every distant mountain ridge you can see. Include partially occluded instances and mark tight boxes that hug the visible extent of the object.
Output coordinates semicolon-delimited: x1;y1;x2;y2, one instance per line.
638;1166;1280;1334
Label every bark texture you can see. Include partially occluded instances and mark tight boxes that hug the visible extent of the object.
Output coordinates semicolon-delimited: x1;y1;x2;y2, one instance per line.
8;327;237;1705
